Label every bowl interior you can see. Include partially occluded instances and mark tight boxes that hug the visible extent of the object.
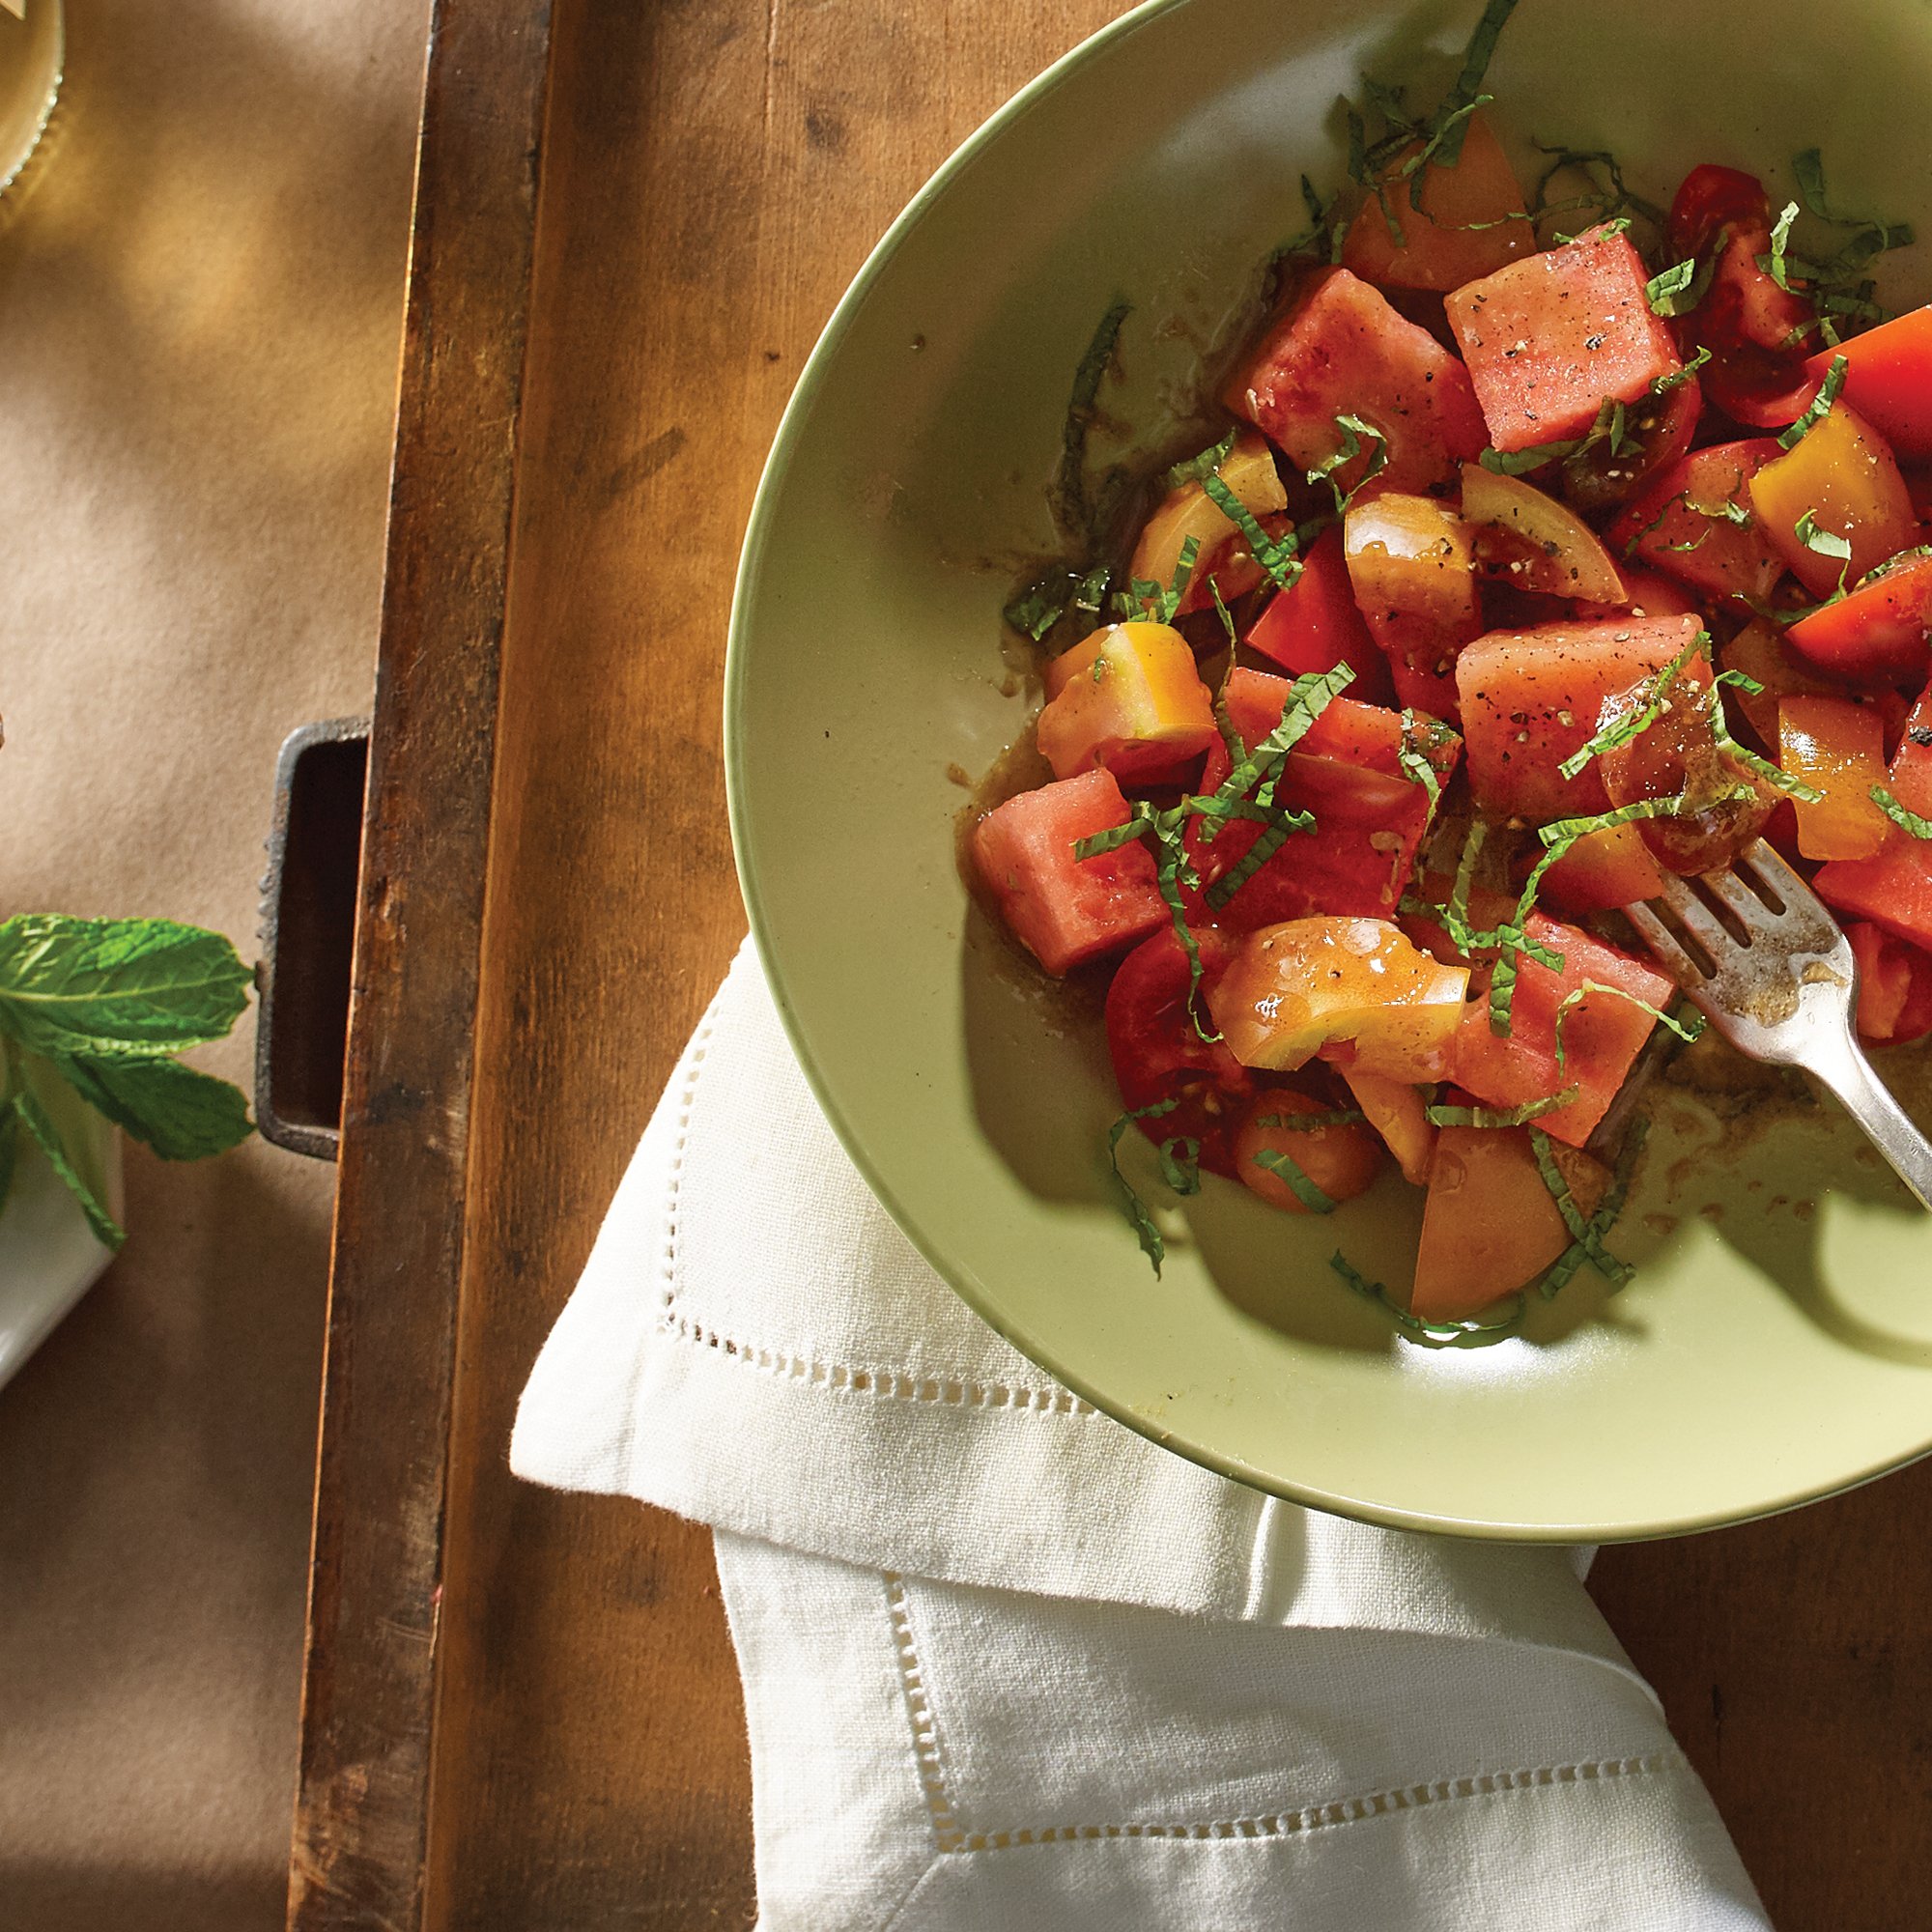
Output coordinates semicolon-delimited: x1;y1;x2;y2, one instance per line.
727;0;1932;1539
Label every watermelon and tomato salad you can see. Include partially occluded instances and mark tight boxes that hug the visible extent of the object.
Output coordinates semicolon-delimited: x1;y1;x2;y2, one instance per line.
971;1;1932;1335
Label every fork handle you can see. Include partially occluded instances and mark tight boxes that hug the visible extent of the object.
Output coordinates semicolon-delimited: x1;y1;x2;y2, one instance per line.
1812;1028;1932;1211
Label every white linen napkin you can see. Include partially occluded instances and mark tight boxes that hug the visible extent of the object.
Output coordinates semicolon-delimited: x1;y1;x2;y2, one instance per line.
512;942;1769;1929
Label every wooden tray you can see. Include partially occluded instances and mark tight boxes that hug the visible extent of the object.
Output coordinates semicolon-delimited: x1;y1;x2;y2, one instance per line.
289;2;1932;1925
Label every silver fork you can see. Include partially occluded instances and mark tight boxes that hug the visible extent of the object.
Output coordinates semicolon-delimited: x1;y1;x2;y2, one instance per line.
1624;838;1932;1210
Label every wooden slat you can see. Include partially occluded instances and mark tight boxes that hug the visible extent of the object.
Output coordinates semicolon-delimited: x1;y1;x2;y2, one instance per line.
411;2;1127;1924
286;4;555;1925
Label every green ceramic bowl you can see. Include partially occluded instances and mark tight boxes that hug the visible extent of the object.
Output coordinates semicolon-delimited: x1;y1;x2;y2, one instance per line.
726;0;1932;1540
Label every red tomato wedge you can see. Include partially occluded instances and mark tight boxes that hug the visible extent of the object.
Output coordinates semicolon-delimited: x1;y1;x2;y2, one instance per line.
1230;268;1488;496
1340;112;1532;293
972;769;1168;977
1451;912;1679;1149
1183;672;1461;929
1455;613;1707;821
1412;1125;1611;1320
1341;1068;1435;1186
1558;374;1704;515
1786;548;1932;683
1445;225;1682;453
1242;523;1393;700
1805;307;1932;461
1606;438;1785;604
1126;432;1288;614
1848;922;1932;1045
1748;401;1918;599
1105;926;1253;1178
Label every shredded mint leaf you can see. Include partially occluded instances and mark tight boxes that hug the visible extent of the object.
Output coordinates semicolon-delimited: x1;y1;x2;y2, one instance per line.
1107;1100;1181;1275
1397;711;1446;815
1201;663;1355;832
1330;1250;1524;1344
1050;299;1130;545
1252;1148;1339;1214
1703;681;1824;801
1425;1092;1578;1128
1872;785;1932;838
1166;429;1239;493
1527;1124;1631;1289
1760;200;1802;292
0;916;251;1061
1253;1107;1369;1131
1557;634;1709;781
1005;577;1070;642
1202;473;1301;590
1208;577;1239;650
1778;354;1847;452
1306;413;1389;513
1645;257;1704;316
1538;1117;1649;1299
1527;142;1666;229
1652;344;1713;395
1158;1136;1203;1197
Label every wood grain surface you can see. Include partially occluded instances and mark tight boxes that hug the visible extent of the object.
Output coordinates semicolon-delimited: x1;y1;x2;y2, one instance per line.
287;2;555;1925
313;0;1932;1925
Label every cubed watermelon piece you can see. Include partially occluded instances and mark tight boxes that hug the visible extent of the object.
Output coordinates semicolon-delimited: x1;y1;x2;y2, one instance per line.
1455;614;1707;822
1229;268;1488;496
1185;672;1461;929
1606;440;1786;604
1451;912;1678;1149
1242;524;1393;702
971;770;1166;976
1445;227;1682;454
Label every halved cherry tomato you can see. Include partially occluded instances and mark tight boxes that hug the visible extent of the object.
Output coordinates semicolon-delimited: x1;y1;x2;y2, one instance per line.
1461;463;1624;603
1558;375;1704;515
1668;163;1773;259
1786;547;1932;683
1778;695;1891;861
1805;307;1932;462
1105;926;1254;1177
1235;1088;1385;1213
1748;401;1919;598
1206;918;1470;1083
1597;668;1776;874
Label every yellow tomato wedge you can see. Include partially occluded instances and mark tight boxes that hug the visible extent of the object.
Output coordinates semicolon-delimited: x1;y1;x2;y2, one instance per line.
1036;623;1216;783
1718;617;1839;748
1206;918;1471;1083
1412;1127;1610;1321
1747;401;1918;598
1778;695;1891;861
1128;430;1288;607
1459;461;1626;604
1340;1067;1435;1186
1343;493;1483;706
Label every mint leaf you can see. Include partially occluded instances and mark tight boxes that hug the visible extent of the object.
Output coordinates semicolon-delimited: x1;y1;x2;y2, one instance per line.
54;1051;252;1162
0;916;250;1060
11;1046;123;1249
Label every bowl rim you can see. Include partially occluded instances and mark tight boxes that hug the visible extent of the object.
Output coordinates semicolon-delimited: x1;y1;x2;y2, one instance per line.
722;0;1932;1544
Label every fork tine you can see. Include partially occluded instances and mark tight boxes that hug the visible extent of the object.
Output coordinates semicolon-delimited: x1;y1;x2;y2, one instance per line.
1698;865;1772;925
1624;900;1706;984
1648;871;1734;954
1736;838;1803;909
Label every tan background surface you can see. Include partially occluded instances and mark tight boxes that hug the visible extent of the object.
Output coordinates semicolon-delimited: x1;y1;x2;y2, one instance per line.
0;2;425;1924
